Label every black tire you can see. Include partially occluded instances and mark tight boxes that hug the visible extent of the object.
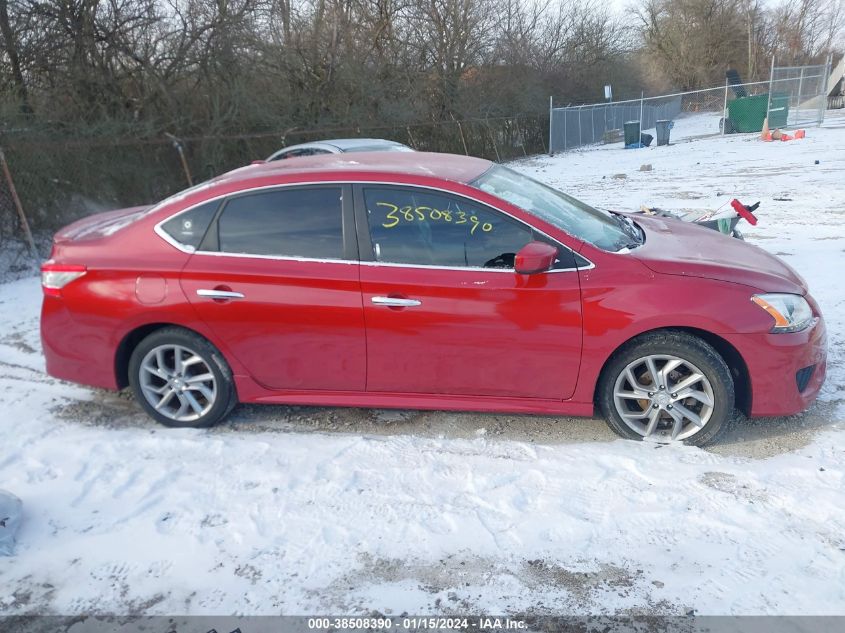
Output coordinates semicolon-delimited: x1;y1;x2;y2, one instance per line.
597;331;734;446
128;327;237;428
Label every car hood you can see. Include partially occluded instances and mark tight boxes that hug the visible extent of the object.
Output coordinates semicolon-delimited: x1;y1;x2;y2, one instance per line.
627;214;806;294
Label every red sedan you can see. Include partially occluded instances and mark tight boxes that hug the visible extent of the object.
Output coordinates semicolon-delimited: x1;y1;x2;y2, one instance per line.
40;153;826;445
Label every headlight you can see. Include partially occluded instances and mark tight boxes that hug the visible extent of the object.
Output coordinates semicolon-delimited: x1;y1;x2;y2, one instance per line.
751;293;814;333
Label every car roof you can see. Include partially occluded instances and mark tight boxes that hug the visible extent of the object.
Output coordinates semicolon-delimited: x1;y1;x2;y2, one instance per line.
223;152;493;186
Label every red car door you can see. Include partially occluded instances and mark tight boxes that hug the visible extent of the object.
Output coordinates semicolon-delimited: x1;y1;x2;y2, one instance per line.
179;184;366;391
355;184;583;400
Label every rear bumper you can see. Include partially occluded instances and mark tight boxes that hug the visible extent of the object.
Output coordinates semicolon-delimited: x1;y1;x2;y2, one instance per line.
730;316;827;417
41;296;119;390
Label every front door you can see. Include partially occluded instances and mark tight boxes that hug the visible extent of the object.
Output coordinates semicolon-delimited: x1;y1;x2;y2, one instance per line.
355;185;583;400
180;184;366;391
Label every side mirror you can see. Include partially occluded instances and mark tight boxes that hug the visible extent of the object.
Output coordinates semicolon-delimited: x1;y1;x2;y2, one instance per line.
514;241;558;274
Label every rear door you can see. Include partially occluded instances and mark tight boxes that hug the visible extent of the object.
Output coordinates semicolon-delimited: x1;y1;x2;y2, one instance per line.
179;184;366;391
355;184;583;400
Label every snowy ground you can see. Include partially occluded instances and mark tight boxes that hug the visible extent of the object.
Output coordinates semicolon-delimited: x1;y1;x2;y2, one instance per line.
1;112;844;616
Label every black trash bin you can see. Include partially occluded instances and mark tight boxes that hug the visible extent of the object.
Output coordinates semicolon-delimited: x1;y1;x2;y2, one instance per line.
623;121;640;146
656;120;673;146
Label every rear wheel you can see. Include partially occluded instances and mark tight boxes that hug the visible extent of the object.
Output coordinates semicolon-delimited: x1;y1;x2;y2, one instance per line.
128;327;237;428
598;332;734;446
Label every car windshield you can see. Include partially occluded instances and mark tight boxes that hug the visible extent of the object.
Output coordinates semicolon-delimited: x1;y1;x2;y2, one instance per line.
471;165;640;252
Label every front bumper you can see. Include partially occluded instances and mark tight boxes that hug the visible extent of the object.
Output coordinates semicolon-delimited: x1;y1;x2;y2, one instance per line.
730;316;827;418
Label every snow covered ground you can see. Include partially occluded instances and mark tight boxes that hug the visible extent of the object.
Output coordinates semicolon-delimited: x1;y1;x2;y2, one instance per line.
1;112;844;616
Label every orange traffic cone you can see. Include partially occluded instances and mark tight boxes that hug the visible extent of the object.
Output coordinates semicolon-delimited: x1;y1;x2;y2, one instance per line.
760;117;770;141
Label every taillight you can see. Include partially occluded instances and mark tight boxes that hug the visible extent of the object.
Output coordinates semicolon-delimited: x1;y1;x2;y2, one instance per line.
41;262;87;297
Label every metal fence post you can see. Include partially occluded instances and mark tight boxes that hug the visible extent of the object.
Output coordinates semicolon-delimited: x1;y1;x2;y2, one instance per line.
514;116;527;157
819;54;832;126
578;107;582;147
722;77;729;136
766;56;775;123
548;96;554;155
796;66;804;126
452;114;469;155
562;108;566;151
639;91;644;134
485;117;500;162
166;133;193;187
0;148;38;262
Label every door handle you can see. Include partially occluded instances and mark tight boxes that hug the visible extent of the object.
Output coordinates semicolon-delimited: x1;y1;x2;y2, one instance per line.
197;289;245;300
371;296;421;308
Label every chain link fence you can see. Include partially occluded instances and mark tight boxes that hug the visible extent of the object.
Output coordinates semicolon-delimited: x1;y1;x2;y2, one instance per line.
767;60;831;128
549;88;726;153
0;113;548;268
549;60;832;154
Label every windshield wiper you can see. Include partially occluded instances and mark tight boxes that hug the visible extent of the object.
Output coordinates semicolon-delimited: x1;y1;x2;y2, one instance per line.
611;212;643;246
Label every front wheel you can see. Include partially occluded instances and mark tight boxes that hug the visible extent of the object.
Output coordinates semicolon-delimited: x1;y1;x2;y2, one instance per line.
128;327;237;428
597;332;734;446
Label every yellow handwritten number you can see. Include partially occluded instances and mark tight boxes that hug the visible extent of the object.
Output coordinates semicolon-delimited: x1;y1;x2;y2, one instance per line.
377;202;494;235
379;202;400;228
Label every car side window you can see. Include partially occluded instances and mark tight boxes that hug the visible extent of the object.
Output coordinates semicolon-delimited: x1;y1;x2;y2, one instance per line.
217;187;343;259
160;200;219;249
363;187;534;269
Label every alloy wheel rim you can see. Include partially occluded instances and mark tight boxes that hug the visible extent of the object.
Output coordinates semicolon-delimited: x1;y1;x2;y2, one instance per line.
612;354;715;441
139;344;217;422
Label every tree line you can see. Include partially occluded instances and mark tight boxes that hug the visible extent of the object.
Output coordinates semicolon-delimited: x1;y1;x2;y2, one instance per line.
0;0;636;137
1;0;837;139
0;0;840;243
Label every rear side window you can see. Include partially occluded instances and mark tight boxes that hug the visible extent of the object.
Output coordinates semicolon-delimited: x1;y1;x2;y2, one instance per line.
217;187;343;259
160;200;218;249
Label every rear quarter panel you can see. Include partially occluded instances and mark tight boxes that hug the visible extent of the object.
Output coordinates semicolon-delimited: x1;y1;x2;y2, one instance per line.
42;215;251;390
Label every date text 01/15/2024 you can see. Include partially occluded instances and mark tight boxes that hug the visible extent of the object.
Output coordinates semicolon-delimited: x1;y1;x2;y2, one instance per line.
305;617;528;630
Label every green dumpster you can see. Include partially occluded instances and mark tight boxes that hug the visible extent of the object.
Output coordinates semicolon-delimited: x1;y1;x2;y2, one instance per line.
767;94;790;128
725;93;789;133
